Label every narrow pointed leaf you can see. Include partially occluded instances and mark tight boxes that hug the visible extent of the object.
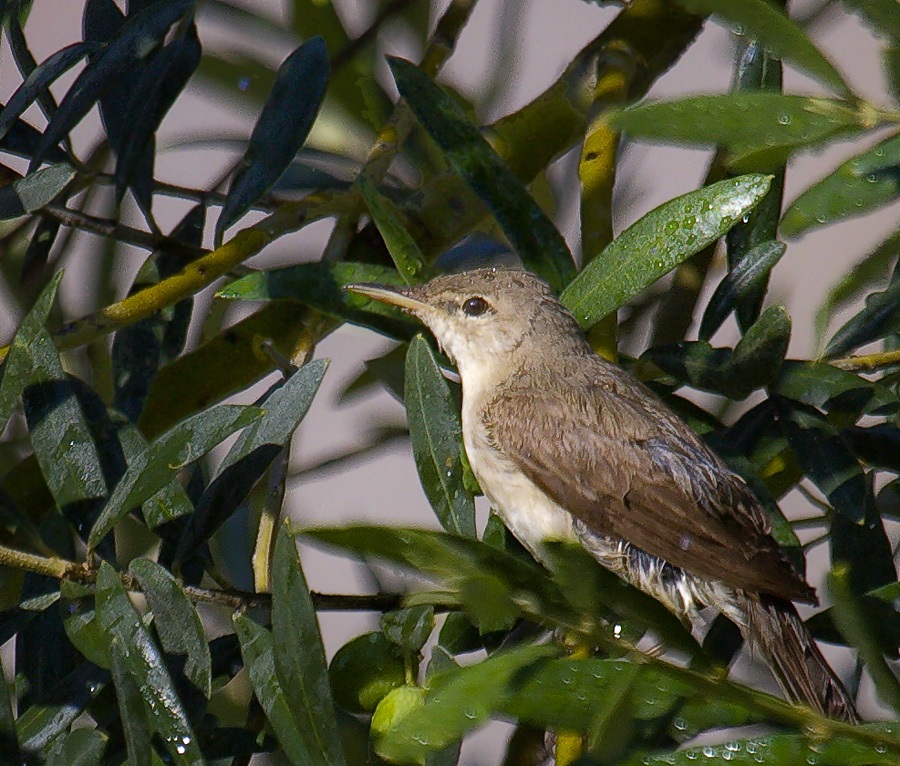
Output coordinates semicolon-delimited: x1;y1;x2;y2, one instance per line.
271;524;346;766
128;557;212;697
95;563;204;765
0;274;107;506
0;666;19;764
30;0;194;170
87;404;262;550
110;638;153;766
375;645;557;763
0;42;100;141
561;174;772;328
234;613;321;766
405;336;475;537
175;360;327;561
359;177;429;284
782;133;900;236
0;162;75;220
217;36;329;239
825;277;900;357
45;728;107;766
775;361;898;416
701;240;786;340
388;57;575;292
674;0;851;95
613;95;868;167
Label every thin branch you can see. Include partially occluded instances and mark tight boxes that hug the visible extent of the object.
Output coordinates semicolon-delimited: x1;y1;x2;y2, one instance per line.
0;542;401;612
830;348;900;372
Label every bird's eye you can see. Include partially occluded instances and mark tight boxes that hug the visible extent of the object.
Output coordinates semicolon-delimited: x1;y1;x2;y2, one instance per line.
461;296;490;317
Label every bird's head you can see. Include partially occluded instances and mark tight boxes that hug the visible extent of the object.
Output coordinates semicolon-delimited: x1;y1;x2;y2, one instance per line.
347;268;587;384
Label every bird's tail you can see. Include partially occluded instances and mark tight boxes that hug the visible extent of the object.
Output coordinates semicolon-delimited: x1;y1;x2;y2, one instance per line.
737;594;860;723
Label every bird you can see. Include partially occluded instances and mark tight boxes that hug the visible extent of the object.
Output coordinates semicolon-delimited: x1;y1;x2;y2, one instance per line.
347;267;859;723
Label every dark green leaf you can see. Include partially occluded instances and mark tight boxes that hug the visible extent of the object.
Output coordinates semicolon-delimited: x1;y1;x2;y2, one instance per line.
825;277;900;357
815;231;900;344
0;162;75;219
405;336;475;536
359;177;429;284
829;564;900;714
701;241;785;340
16;661;109;755
114;24;202;203
110;637;153;766
782;133;900;236
0;42;100;141
775;361;898;416
0;665;19;764
329;632;406;714
382;605;436;654
375;645;557;764
561;174;772;328
272;523;346;766
217;37;329;240
0;273;107;506
613;95;868;169
174;360;327;563
234;613;320;766
848;425;900;471
95;562;204;765
45;728;107;766
87;403;262;550
128;557;212;697
673;0;851;95
775;398;866;522
388;57;575;292
218;261;420;339
0;112;67;163
30;0;194;170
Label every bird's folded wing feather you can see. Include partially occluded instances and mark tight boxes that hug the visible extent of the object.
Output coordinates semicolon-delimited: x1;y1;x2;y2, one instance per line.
485;367;814;603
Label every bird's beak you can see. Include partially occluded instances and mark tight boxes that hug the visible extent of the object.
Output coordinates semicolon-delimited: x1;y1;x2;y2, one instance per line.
345;283;429;314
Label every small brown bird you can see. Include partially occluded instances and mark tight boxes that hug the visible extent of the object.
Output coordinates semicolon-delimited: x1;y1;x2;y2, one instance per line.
348;267;859;722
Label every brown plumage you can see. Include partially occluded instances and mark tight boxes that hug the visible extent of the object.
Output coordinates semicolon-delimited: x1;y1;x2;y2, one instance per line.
348;267;859;722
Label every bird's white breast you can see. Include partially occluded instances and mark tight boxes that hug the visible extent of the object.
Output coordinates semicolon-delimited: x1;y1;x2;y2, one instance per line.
461;394;577;557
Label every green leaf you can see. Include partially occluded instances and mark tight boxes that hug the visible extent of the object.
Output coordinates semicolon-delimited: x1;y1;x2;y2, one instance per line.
775;399;866;522
815;231;900;346
271;523;346;766
217;261;420;339
95;563;203;765
217;37;329;240
0;273;107;507
128;557;212;698
174;360;328;563
45;728;107;766
774;361;898;416
110;638;153;766
613;95;869;169
826;277;900;357
359;177;429;284
782;132;900;236
30;0;195;170
382;605;436;654
375;645;557;764
701;241;785;341
673;0;851;95
388;57;575;292
560;174;772;328
329;632;406;714
405;336;475;537
234;613;321;766
829;565;900;715
0;162;75;219
87;403;262;550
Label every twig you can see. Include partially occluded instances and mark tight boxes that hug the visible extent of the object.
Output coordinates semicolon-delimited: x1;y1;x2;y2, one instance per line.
830;348;900;372
0;541;401;612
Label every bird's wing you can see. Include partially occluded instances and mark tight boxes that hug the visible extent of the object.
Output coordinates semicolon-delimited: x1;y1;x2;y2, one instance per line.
484;364;814;603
